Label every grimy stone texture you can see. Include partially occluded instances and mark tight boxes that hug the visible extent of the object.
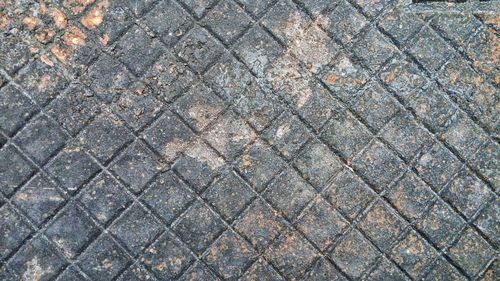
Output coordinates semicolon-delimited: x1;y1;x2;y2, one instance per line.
0;0;498;280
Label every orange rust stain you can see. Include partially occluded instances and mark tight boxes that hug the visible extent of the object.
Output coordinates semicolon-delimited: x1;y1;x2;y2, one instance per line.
0;13;9;30
326;74;338;85
40;55;55;67
35;28;56;44
81;0;108;29
63;26;86;47
51;8;68;29
51;44;69;63
23;16;38;30
99;34;109;46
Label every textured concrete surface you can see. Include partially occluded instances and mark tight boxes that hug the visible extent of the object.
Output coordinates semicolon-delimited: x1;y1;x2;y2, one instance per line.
0;0;499;280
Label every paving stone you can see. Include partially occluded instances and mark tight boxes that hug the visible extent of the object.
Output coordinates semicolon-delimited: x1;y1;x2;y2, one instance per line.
380;111;433;162
385;171;437;222
56;266;88;281
304;257;347;281
0;205;32;260
82;53;135;103
296;197;348;251
379;55;428;97
81;0;134;44
448;228;496;278
240;258;284;281
115;25;165;76
172;201;226;255
79;172;133;225
473;198;499;247
109;203;163;255
353;27;398;72
0;145;36;197
416;199;466;250
378;9;423;44
236;140;286;192
45;203;100;259
203;170;255;222
7;236;67;281
329;228;380;279
409;26;454;72
112;83;163;131
173;82;224;132
141;0;193;48
12;174;65;226
390;230;439;279
14;114;67;165
204;111;256;160
0;34;30;75
470;140;499;190
325;0;368;44
264;230;319;280
178;262;219;281
442;169;493;220
321;52;370;99
422;257;467;281
175;26;225;74
234;26;283;77
415;142;462;192
46;145;100;194
232;81;284;131
261;0;311;45
466;28;499;85
353;0;394;18
117;264;158;281
405;83;458;133
203;229;256;279
14;59;69;106
366;256;409;281
204;53;254;101
140;172;195;225
77;112;134;163
298;0;332;17
352;140;405;192
437;56;489;101
294;139;343;190
202;0;251;45
173;140;225;191
110;140;160;193
348;80;401;131
235;0;275;18
78;234;131;281
234;199;286;252
296;82;344;132
358;200;408;253
263;167;316;220
179;0;218;19
140;231;195;280
430;14;481;47
3;2;497;279
324;168;376;220
142;111;195;161
46;84;100;136
263;111;313;159
142;52;196;103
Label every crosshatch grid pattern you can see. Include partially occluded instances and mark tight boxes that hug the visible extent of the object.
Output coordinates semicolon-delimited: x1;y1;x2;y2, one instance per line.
0;0;498;280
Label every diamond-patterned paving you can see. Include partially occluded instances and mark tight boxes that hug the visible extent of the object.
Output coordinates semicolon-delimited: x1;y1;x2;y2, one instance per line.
0;0;498;280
